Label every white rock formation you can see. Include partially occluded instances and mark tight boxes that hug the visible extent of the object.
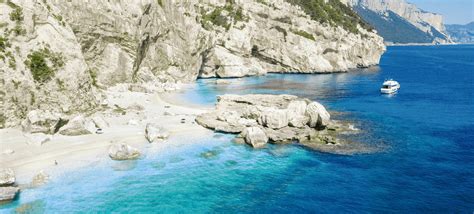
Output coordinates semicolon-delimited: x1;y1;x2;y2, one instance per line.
287;100;309;128
306;102;331;128
58;116;96;136
145;123;170;143
0;168;15;186
259;108;289;129
0;187;19;202
241;127;268;148
108;143;141;161
21;110;61;134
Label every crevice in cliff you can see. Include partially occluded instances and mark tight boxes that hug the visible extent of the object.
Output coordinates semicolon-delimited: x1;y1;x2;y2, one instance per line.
131;30;168;82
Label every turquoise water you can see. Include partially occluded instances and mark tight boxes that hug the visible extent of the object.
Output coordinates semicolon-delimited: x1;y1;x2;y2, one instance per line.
2;45;474;213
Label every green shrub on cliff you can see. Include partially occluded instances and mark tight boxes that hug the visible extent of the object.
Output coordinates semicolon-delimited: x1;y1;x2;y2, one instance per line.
286;0;373;34
291;29;315;41
201;4;248;31
9;6;23;22
25;48;65;83
0;36;9;52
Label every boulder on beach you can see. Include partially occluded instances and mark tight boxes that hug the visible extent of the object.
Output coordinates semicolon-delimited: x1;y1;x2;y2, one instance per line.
0;187;19;202
145;123;170;143
59;116;96;136
0;168;15;186
25;133;52;146
21;110;62;134
108;143;141;160
241;127;268;148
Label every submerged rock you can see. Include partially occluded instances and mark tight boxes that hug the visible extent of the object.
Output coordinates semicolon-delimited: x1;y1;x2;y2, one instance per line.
241;127;268;148
0;168;15;186
108;143;141;160
31;171;50;187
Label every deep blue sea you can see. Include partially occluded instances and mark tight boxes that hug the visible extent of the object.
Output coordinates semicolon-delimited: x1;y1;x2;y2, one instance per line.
2;45;473;213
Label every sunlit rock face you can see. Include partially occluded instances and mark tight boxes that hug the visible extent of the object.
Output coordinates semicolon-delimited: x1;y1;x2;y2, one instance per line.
342;0;453;44
0;0;385;128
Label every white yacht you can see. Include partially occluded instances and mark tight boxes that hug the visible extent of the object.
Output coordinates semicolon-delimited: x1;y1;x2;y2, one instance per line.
380;79;400;94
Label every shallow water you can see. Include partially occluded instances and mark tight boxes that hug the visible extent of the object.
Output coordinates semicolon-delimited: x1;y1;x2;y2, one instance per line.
2;45;473;213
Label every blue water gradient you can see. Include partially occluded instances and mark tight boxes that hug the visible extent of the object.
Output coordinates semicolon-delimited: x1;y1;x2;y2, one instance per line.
1;45;473;213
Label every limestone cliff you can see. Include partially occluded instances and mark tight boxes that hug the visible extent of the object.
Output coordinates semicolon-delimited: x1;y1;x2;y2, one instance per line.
342;0;453;44
0;0;385;129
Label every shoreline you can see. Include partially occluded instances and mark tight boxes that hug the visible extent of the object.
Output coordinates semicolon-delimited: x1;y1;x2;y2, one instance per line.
0;87;212;186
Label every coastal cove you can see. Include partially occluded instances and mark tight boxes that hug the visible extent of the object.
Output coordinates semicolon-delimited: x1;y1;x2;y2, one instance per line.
1;45;473;212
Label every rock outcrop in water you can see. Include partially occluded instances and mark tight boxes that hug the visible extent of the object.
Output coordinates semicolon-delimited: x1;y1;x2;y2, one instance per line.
196;94;370;154
0;0;385;129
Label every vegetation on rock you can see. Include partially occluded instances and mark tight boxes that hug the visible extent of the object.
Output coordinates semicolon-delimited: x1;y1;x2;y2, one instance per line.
286;0;373;34
24;48;65;83
201;3;248;31
291;29;315;41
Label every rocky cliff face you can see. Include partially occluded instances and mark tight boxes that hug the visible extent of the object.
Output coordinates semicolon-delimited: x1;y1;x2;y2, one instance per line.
343;0;453;44
0;0;385;128
446;22;474;44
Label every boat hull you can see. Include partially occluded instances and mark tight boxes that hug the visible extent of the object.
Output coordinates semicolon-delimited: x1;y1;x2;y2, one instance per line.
380;85;400;94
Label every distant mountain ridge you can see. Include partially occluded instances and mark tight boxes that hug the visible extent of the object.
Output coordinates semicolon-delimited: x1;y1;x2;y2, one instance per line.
446;22;474;44
341;0;453;44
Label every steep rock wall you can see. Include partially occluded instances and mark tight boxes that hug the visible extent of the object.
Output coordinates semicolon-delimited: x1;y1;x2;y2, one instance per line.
343;0;453;44
0;0;385;128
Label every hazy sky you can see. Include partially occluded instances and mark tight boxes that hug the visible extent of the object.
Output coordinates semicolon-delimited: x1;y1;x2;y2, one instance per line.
407;0;473;24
